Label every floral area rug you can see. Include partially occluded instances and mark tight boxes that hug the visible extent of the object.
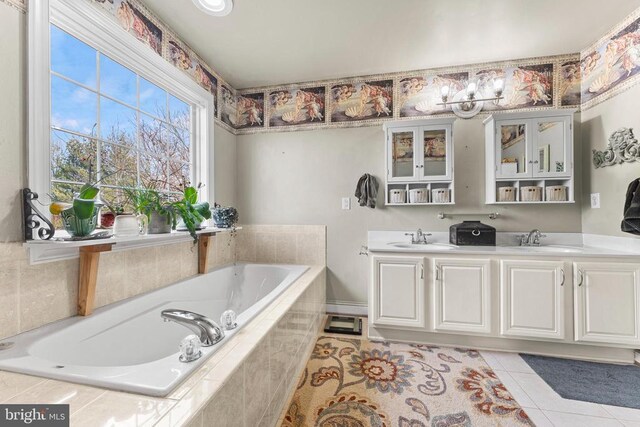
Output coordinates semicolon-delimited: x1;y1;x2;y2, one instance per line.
281;336;534;427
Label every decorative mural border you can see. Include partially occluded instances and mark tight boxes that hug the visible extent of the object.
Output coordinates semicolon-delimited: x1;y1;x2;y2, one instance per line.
579;7;640;111
234;53;578;135
5;0;640;134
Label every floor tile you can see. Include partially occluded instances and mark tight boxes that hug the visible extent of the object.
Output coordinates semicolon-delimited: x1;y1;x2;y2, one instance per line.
603;405;640;422
480;350;506;371
543;410;622;426
493;370;537;408
523;408;553;426
510;372;612;417
492;351;536;374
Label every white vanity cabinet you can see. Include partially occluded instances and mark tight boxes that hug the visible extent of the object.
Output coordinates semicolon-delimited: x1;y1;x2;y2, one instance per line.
484;109;576;204
383;118;455;205
370;255;427;330
500;260;566;340
433;258;491;334
574;262;640;346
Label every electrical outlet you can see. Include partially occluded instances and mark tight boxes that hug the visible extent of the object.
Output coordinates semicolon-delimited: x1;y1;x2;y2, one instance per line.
590;193;600;209
341;197;351;210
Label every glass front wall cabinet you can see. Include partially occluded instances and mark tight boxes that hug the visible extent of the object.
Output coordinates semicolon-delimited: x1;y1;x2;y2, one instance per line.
383;118;455;205
484;109;576;204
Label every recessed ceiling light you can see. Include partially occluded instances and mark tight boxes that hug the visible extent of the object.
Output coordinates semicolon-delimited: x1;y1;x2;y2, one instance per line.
193;0;233;16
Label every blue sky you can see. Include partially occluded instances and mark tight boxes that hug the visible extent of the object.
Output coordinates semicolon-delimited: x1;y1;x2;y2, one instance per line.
50;25;190;140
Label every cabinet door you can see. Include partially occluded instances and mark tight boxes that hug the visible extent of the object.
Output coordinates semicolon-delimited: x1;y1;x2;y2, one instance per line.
419;125;452;181
433;258;491;333
500;260;565;340
387;128;420;182
574;262;640;346
495;119;532;179
532;116;572;178
371;255;426;329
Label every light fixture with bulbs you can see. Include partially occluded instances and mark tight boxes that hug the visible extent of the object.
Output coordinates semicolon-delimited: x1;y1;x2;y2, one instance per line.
437;79;504;119
193;0;233;16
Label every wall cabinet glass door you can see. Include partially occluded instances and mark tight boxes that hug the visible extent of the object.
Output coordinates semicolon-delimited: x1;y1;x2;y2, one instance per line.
495;116;571;179
388;127;419;181
533;117;571;178
386;121;453;182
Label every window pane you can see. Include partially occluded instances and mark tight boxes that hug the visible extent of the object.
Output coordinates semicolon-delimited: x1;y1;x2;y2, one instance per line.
167;161;190;192
51;25;97;88
139;113;167;158
100;97;137;147
51;130;96;183
166;125;190;164
140;78;167;118
100;187;134;214
51;75;97;135
100;142;137;187
139;153;167;191
169;94;190;128
99;54;137;106
51;182;82;203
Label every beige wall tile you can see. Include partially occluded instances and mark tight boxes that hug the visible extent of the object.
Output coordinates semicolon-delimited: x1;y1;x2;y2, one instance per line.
0;259;19;338
18;259;78;333
71;390;174;427
0;372;45;403
94;251;126;309
275;233;296;264
202;368;244;427
123;247;159;298
255;232;276;263
6;379;105;415
244;335;271;426
235;229;256;262
156;244;188;287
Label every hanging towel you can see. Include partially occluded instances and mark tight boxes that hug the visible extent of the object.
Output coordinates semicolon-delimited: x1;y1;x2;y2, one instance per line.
621;178;640;235
355;174;379;208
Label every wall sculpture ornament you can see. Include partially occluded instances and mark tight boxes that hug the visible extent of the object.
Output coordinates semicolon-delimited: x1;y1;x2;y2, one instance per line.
592;128;640;168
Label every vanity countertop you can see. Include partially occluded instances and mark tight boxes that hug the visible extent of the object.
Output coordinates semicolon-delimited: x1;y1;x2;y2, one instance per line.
368;231;640;258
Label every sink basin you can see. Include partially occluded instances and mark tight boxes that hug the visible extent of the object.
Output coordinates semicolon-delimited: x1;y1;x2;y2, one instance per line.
388;242;454;250
508;245;583;253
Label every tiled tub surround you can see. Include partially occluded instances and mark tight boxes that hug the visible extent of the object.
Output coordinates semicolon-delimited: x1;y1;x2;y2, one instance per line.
0;264;308;396
0;265;326;427
0;225;325;342
0;232;236;341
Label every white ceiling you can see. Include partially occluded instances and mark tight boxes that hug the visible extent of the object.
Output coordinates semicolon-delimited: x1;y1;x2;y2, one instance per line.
150;0;640;89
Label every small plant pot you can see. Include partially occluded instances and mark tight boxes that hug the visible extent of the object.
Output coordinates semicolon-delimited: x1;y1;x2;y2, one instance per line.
148;211;172;234
212;206;238;228
100;211;115;228
61;207;99;237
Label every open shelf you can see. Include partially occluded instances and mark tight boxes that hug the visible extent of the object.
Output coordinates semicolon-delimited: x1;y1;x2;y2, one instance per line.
488;178;574;204
386;181;455;206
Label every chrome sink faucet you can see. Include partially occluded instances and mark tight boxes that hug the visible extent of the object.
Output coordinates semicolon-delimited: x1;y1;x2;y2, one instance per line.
405;228;431;244
518;229;547;246
161;309;224;346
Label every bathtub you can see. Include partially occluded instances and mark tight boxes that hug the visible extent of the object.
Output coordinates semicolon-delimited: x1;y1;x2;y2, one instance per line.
0;263;308;396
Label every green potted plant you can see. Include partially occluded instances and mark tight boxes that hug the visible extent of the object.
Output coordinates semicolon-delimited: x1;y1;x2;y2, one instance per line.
124;188;174;234
172;185;211;241
56;182;101;237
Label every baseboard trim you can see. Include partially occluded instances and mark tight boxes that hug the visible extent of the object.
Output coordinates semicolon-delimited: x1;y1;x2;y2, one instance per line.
326;302;368;316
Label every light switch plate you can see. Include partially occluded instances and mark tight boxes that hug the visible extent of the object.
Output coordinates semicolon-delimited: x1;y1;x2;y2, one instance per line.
341;197;351;210
590;193;600;209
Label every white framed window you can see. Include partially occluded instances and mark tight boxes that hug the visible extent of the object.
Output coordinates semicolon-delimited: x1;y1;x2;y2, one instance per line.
29;0;214;216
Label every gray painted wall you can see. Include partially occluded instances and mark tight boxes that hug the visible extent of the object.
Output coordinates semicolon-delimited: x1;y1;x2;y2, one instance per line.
581;85;640;237
236;119;584;306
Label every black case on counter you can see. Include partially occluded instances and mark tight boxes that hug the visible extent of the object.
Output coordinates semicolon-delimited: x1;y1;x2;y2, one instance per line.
449;221;496;246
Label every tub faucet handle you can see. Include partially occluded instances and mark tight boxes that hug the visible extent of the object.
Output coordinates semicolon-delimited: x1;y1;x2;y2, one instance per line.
220;310;237;331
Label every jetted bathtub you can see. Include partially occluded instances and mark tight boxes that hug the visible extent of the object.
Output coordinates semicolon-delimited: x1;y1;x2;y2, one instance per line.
0;263;308;396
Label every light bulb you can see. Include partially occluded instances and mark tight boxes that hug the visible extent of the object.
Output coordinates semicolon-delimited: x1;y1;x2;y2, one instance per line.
193;0;233;15
466;82;477;96
440;85;450;97
493;78;504;92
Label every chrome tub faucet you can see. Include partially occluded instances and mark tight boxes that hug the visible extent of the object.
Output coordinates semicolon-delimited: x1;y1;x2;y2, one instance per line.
161;309;224;346
518;229;547;246
405;228;432;244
